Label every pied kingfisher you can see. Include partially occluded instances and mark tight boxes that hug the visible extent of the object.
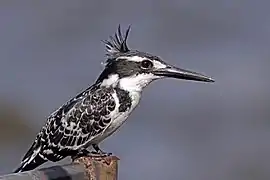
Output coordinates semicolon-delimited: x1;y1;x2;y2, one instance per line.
14;25;214;173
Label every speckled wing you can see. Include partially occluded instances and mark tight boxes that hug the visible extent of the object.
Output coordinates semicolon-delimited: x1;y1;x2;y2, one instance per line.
21;86;116;162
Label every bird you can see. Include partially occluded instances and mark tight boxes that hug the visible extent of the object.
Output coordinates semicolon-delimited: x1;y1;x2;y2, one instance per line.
14;25;214;173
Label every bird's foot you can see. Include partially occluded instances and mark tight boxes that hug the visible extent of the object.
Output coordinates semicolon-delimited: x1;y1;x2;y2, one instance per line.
89;150;112;157
71;149;91;161
90;144;112;157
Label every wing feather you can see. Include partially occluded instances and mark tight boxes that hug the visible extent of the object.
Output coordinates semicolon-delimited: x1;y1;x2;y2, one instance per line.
21;86;116;162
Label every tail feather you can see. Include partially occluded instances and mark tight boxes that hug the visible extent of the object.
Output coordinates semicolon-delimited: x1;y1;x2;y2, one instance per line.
14;153;47;173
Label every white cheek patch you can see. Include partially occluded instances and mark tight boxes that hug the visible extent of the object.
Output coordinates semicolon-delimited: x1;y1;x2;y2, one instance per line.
100;74;119;87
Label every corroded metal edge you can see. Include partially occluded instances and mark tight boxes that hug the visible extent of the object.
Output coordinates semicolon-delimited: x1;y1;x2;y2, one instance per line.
74;156;119;180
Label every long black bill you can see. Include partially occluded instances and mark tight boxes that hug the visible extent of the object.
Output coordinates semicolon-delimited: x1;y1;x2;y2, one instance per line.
153;65;214;82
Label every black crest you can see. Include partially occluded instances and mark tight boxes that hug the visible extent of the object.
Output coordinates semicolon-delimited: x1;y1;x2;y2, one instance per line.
103;25;131;56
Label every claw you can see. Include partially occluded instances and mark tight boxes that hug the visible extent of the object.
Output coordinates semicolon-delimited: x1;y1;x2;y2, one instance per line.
91;144;112;157
90;151;112;157
71;149;91;161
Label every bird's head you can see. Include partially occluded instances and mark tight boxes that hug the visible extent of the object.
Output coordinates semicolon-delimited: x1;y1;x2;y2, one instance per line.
96;25;214;92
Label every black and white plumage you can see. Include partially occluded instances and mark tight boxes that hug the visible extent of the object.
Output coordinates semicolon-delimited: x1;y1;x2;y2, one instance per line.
14;25;214;173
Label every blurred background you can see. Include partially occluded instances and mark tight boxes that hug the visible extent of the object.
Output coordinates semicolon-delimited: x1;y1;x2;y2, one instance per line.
0;0;270;179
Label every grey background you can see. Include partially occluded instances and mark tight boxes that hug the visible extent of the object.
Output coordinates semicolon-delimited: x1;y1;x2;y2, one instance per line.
0;0;270;180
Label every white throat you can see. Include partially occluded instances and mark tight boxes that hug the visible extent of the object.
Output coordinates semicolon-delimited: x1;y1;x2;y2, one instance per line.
100;73;157;93
119;74;155;92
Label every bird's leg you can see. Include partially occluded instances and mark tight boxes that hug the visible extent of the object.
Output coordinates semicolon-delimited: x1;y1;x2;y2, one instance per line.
71;149;91;161
90;144;112;157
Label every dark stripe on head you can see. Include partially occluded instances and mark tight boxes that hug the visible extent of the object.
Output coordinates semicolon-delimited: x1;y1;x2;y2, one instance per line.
96;58;144;84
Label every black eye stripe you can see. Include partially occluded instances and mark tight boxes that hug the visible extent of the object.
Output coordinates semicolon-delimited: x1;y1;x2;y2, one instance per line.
116;58;127;61
96;56;158;82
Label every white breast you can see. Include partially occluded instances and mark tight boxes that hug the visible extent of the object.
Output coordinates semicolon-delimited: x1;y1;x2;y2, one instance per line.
91;91;141;144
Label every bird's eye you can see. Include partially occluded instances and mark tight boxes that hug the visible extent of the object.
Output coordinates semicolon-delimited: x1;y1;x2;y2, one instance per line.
141;60;153;69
